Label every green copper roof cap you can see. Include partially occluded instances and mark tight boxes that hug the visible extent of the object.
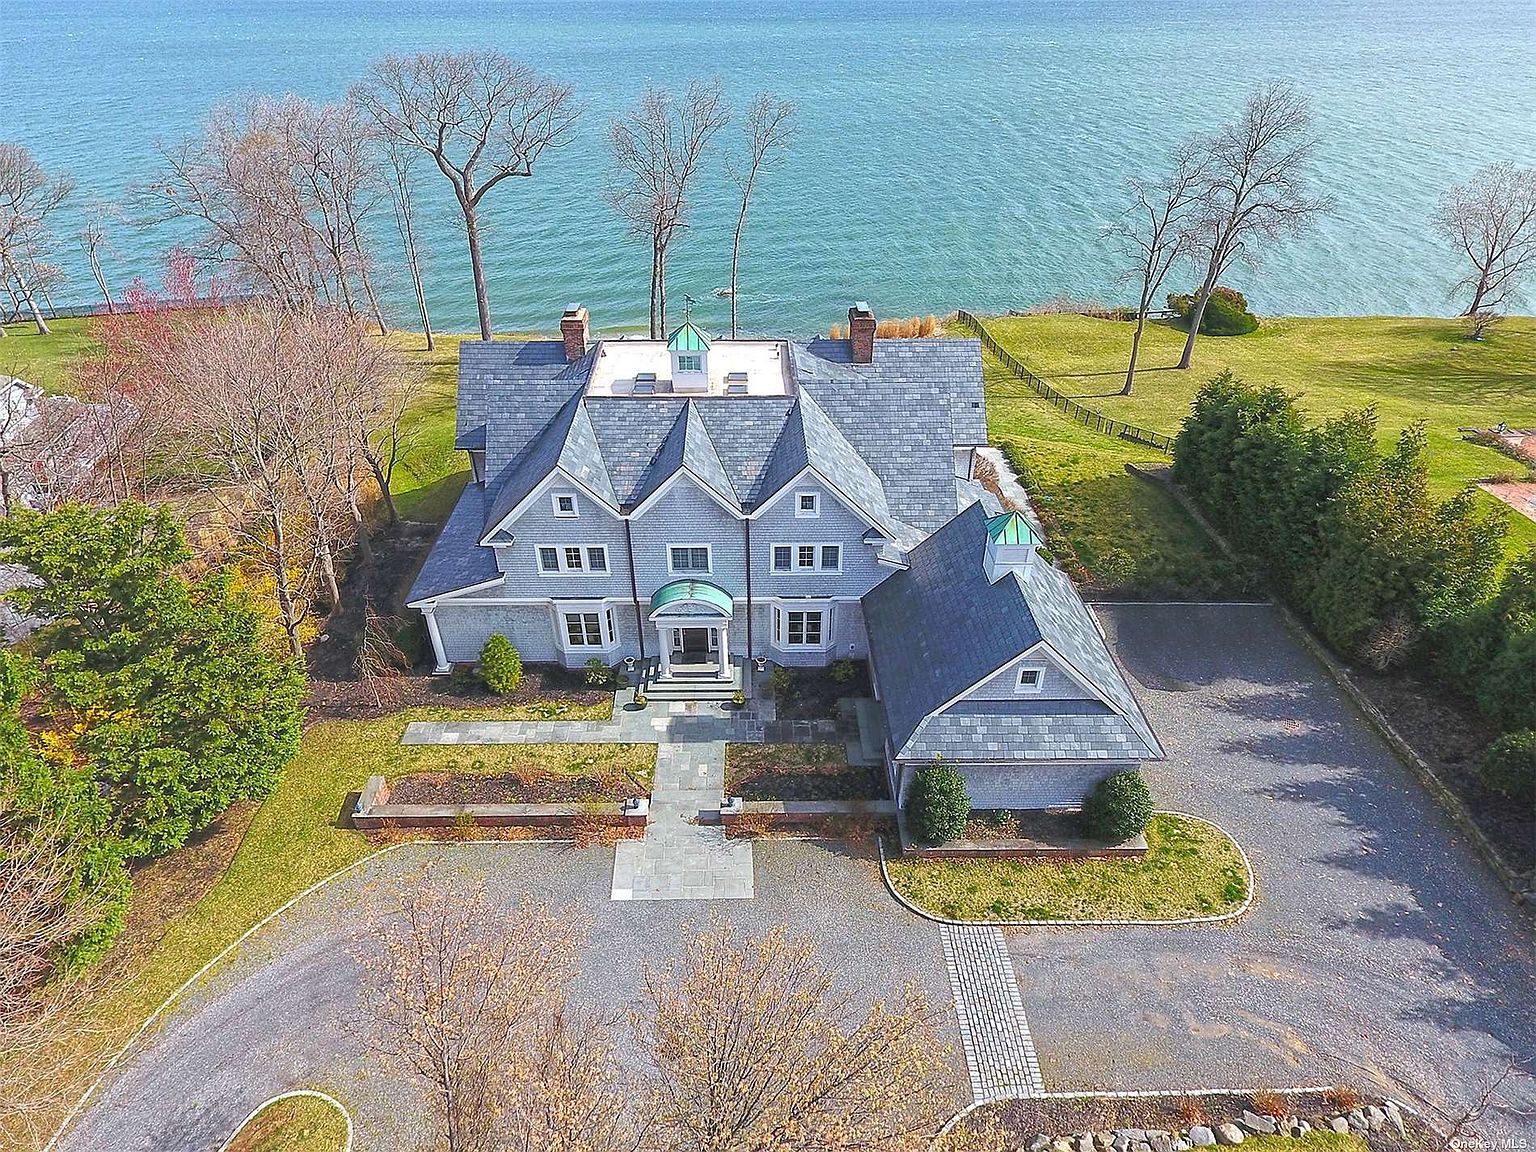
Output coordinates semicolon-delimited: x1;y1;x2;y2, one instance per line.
985;510;1042;547
667;320;711;352
649;578;733;616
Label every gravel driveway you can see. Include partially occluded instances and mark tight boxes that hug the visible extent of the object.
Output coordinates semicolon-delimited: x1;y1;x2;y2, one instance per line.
1011;603;1536;1136
57;841;964;1152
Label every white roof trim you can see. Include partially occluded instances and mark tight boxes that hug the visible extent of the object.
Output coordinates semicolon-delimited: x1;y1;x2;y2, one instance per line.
626;465;743;520
477;466;620;546
406;575;506;609
748;463;887;537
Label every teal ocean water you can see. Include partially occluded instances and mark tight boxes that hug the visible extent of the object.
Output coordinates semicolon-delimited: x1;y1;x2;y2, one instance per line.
5;1;1535;334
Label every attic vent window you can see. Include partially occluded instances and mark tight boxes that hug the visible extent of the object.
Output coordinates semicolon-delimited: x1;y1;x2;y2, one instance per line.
1015;666;1044;694
552;492;579;518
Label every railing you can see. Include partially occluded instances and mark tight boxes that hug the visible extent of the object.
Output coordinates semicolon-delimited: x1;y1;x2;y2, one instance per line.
953;309;1175;455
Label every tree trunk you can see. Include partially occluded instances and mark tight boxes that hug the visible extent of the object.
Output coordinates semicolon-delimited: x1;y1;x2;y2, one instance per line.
1177;264;1220;370
269;513;304;659
1464;276;1490;317
359;264;388;336
730;196;749;339
657;241;668;336
4;257;51;335
462;200;493;341
317;535;341;609
1123;310;1147;396
87;247;115;315
366;449;400;526
648;239;661;339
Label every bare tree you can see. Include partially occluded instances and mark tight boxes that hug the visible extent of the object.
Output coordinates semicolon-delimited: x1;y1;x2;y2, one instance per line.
726;94;794;339
607;82;730;338
384;140;434;349
1106;142;1206;394
145;97;387;322
358;869;630;1152
0;793;120;1149
636;923;953;1152
1177;82;1332;368
0;143;73;336
352;52;578;342
79;205;117;315
1434;162;1536;336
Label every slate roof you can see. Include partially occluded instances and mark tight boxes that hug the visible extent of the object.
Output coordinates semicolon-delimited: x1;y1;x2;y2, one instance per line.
406;481;501;604
861;502;1162;763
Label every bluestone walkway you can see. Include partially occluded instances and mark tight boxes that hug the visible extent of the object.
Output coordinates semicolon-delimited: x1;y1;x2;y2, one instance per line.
403;699;757;901
612;740;755;901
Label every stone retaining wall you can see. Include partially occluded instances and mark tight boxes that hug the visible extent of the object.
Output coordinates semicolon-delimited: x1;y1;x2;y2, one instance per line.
351;776;647;831
718;797;897;830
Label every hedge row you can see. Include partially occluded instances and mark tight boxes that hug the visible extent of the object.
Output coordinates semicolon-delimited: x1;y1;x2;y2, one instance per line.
1171;373;1534;800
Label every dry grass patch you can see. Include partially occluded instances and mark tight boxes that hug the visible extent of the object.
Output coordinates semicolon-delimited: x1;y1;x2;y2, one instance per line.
725;742;883;800
224;1093;349;1152
387;742;656;803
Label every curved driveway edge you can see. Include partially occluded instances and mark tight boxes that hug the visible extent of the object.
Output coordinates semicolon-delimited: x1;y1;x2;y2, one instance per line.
877;810;1257;928
216;1090;353;1152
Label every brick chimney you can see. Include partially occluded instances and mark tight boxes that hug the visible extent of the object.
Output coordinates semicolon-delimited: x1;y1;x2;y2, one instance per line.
560;303;589;363
847;301;876;364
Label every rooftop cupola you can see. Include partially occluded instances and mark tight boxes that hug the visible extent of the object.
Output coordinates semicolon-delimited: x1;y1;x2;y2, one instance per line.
667;319;711;390
983;509;1042;583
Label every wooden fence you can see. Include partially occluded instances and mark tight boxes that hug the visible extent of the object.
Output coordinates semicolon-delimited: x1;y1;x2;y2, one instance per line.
952;309;1175;455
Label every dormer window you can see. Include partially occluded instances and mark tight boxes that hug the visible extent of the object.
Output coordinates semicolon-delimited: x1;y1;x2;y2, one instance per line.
552;491;579;518
677;354;702;373
667;320;710;384
796;492;819;518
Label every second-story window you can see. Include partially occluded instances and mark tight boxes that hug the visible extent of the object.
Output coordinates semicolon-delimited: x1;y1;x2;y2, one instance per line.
587;547;608;572
669;545;711;573
772;545;792;572
538;547;560;573
564;546;584;571
773;543;842;573
537;544;608;574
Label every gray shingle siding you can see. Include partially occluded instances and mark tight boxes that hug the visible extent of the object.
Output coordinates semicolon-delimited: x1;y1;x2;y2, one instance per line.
752;476;890;599
629;478;747;599
964;653;1095;702
493;474;631;598
434;601;560;665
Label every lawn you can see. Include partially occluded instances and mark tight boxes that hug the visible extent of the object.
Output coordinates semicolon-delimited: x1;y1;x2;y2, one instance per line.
224;1093;349;1152
980;312;1536;559
884;814;1250;922
0;317;101;393
33;704;622;1148
987;359;1252;598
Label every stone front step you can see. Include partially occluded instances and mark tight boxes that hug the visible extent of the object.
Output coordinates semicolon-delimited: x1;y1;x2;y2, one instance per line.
637;657;746;701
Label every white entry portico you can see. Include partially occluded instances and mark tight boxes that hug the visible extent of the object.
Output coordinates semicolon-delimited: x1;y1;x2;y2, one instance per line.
649;579;734;681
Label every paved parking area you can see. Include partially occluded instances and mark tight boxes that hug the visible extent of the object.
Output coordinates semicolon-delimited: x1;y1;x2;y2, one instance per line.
58;841;963;1152
1012;603;1536;1133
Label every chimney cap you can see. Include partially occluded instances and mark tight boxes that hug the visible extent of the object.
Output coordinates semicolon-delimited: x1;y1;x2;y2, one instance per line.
563;302;585;316
852;301;872;315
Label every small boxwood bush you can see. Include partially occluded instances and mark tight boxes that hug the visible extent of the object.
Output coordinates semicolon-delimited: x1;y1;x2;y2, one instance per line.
478;634;523;695
1082;770;1153;842
1168;285;1259;336
584;657;614;688
1479;730;1535;802
908;759;970;844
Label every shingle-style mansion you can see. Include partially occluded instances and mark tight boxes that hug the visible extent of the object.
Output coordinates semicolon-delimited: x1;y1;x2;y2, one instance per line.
408;304;1162;807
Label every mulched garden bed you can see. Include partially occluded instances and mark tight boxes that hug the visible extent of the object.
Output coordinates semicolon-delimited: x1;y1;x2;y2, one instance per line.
769;661;871;721
961;808;1104;842
725;742;884;800
1350;665;1534;875
390;768;641;805
308;663;612;722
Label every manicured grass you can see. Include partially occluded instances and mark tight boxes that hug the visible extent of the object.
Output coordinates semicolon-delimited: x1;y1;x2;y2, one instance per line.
884;813;1250;922
982;313;1536;559
987;361;1252;598
225;1093;349;1152
0;317;101;394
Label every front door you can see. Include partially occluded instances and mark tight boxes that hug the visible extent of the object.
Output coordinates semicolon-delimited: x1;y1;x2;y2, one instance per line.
680;627;711;655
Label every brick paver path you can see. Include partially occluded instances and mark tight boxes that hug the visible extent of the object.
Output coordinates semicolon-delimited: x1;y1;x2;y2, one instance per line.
940;924;1044;1102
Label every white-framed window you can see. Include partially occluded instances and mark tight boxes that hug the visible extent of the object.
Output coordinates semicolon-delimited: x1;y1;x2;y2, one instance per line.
560;606;617;649
772;543;842;573
677;353;703;373
551;491;579;518
1015;665;1045;694
795;491;819;518
772;604;830;649
668;545;712;574
537;544;607;574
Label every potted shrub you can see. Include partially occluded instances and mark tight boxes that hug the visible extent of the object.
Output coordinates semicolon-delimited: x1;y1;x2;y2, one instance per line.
730;689;747;709
630;691;648;710
908;758;970;845
1082;770;1153;842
